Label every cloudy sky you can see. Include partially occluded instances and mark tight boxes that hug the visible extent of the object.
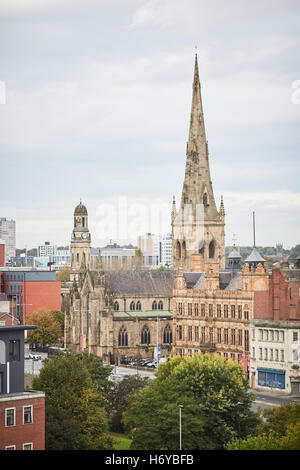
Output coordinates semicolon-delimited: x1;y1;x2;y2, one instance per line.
0;0;299;250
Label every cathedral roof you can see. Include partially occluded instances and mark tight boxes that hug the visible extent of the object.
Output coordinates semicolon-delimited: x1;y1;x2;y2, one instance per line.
104;270;176;295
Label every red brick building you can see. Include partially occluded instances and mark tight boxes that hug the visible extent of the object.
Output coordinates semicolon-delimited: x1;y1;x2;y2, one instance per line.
0;269;61;324
253;268;300;321
0;392;45;450
0;325;45;450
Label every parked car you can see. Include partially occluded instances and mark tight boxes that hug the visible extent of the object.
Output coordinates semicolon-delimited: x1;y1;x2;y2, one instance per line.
28;353;42;361
146;360;157;368
139;359;151;366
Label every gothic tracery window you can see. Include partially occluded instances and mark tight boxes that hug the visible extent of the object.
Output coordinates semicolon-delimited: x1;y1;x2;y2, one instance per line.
163;324;172;344
118;326;128;346
114;301;119;311
158;300;163;310
136;301;141;311
130;301;135;311
141;325;151;345
152;300;157;310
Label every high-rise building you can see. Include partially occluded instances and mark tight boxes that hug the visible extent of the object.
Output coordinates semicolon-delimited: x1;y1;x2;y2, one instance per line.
0;218;16;263
38;241;56;258
137;233;172;267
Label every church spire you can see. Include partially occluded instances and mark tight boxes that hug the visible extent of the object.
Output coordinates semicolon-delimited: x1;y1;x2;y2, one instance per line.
181;54;219;220
172;55;225;272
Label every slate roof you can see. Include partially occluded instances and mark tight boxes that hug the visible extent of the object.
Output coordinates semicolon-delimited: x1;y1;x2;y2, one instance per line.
89;266;242;295
228;248;241;259
244;247;265;263
224;273;242;291
183;272;204;289
104;270;176;295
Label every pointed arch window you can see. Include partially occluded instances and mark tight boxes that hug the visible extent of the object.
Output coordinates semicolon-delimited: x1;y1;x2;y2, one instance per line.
209;240;215;259
176;240;181;260
141;325;151;345
182;241;186;260
130;301;135;311
152;300;157;310
203;193;208;208
158;300;163;310
163;324;172;344
136;301;141;311
118;326;128;346
114;301;119;311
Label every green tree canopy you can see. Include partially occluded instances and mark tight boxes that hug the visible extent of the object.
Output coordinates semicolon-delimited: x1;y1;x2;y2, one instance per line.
122;354;261;450
258;403;300;437
109;375;150;432
50;310;64;337
227;422;300;450
32;351;112;450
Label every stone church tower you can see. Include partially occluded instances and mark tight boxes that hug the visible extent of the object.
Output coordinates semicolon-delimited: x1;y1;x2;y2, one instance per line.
172;54;225;272
70;200;91;279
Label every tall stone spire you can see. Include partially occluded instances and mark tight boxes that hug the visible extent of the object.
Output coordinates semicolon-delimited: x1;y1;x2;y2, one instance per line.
172;55;225;272
181;53;219;220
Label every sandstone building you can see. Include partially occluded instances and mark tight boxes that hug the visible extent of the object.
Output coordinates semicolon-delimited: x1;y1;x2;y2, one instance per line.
63;55;300;394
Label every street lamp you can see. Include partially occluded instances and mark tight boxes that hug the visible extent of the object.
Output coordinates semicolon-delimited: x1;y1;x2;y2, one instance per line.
179;404;183;450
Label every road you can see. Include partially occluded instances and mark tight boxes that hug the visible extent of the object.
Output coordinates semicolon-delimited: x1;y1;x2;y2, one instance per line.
25;360;300;412
251;391;300;412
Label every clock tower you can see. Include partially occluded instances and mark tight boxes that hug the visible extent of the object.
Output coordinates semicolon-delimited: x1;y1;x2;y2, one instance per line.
70;200;91;276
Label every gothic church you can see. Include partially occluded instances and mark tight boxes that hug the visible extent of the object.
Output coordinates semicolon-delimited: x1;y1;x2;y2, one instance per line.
63;55;256;366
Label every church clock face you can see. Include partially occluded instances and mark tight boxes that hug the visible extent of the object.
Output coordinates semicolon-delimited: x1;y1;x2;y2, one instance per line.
82;232;89;239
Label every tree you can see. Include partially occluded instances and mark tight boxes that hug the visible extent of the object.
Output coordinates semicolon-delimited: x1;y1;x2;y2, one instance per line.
122;354;261;450
50;310;64;338
227;431;282;450
109;375;149;432
56;264;70;281
26;308;61;346
77;352;113;407
227;422;300;450
134;248;143;270
227;404;300;450
258;403;300;437
32;351;112;450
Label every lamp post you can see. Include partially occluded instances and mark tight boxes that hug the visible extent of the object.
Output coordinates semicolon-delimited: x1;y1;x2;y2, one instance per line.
179;405;183;450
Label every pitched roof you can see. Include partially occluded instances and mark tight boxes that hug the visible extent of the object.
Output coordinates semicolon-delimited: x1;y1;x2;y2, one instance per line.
104;270;176;295
245;247;265;263
228;247;241;259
